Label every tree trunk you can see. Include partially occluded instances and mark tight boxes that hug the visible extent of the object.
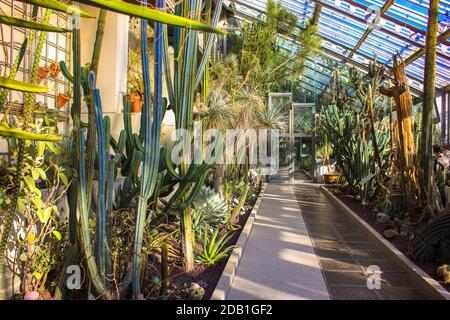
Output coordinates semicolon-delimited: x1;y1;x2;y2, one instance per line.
420;0;440;208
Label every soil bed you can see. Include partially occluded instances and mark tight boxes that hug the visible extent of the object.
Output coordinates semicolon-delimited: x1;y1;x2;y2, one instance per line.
144;186;260;300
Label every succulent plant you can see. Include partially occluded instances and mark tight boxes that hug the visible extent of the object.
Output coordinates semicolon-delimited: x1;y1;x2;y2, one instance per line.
192;186;228;230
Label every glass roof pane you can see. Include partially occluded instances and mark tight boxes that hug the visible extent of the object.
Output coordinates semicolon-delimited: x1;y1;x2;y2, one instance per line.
225;0;450;91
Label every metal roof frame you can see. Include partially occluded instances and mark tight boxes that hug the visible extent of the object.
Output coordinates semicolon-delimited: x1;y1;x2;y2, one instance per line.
226;0;450;94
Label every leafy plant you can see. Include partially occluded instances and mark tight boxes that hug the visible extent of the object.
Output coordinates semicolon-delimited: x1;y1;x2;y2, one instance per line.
192;186;228;231
194;228;235;265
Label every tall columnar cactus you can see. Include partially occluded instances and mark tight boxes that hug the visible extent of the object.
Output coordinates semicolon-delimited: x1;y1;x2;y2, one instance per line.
91;73;108;281
77;131;108;298
159;0;223;272
131;0;166;298
321;103;390;204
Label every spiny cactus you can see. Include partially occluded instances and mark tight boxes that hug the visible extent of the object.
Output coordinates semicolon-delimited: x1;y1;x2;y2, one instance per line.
411;213;450;262
321;103;391;204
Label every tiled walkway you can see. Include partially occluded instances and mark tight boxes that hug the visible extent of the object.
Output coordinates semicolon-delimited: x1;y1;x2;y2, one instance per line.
225;183;429;300
227;183;330;300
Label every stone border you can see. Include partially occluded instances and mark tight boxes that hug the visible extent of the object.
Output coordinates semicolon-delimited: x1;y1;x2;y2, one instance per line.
320;185;450;300
211;183;268;300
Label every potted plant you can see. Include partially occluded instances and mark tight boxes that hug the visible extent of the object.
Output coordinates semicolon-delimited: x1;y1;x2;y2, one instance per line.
127;75;144;113
321;137;340;184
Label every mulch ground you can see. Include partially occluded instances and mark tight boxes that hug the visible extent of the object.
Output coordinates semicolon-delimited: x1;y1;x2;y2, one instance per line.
143;187;259;300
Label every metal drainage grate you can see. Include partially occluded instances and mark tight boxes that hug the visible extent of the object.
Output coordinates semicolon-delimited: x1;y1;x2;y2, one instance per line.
320;258;363;272
314;240;347;251
350;248;388;261
323;271;368;286
328;285;379;300
341;234;371;242
358;260;403;273
345;241;380;250
295;184;431;300
380;273;418;288
316;248;354;260
311;233;340;242
379;287;428;300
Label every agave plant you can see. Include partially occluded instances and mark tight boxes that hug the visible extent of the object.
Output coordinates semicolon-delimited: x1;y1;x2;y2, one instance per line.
194;228;235;265
192;186;228;230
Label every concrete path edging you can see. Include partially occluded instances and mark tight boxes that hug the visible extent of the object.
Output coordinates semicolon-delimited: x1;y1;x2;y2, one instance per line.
320;185;450;300
211;183;267;300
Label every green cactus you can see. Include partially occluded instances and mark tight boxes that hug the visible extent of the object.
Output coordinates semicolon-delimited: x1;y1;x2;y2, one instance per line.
321;103;390;204
0;38;28;106
159;242;169;297
411;213;450;262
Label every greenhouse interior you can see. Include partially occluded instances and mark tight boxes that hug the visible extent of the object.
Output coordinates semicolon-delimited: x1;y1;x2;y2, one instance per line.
0;0;450;303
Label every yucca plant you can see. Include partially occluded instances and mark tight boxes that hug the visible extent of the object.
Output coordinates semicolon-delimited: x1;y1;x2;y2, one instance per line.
256;101;288;131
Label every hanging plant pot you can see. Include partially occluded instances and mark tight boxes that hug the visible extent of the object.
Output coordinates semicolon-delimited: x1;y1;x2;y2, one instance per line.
49;61;61;78
323;174;340;185
38;66;50;81
130;94;143;113
57;93;70;110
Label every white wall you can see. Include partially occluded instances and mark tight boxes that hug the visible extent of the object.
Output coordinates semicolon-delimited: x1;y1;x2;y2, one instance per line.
78;6;176;143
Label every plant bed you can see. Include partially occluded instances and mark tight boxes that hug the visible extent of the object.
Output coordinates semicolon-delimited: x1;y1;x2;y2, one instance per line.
322;186;450;299
139;183;266;300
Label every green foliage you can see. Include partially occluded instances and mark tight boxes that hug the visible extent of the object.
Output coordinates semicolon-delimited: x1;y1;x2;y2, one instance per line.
319;62;390;204
194;227;235;265
321;103;390;204
0;15;69;32
230;0;321;92
192;186;228;231
257;100;288;131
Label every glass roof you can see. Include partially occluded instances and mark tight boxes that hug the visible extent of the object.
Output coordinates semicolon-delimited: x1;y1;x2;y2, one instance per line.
224;0;450;95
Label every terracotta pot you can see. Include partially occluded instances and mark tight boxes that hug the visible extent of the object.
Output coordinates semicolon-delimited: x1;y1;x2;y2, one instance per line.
130;95;143;113
57;93;70;110
49;61;61;78
323;174;340;184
